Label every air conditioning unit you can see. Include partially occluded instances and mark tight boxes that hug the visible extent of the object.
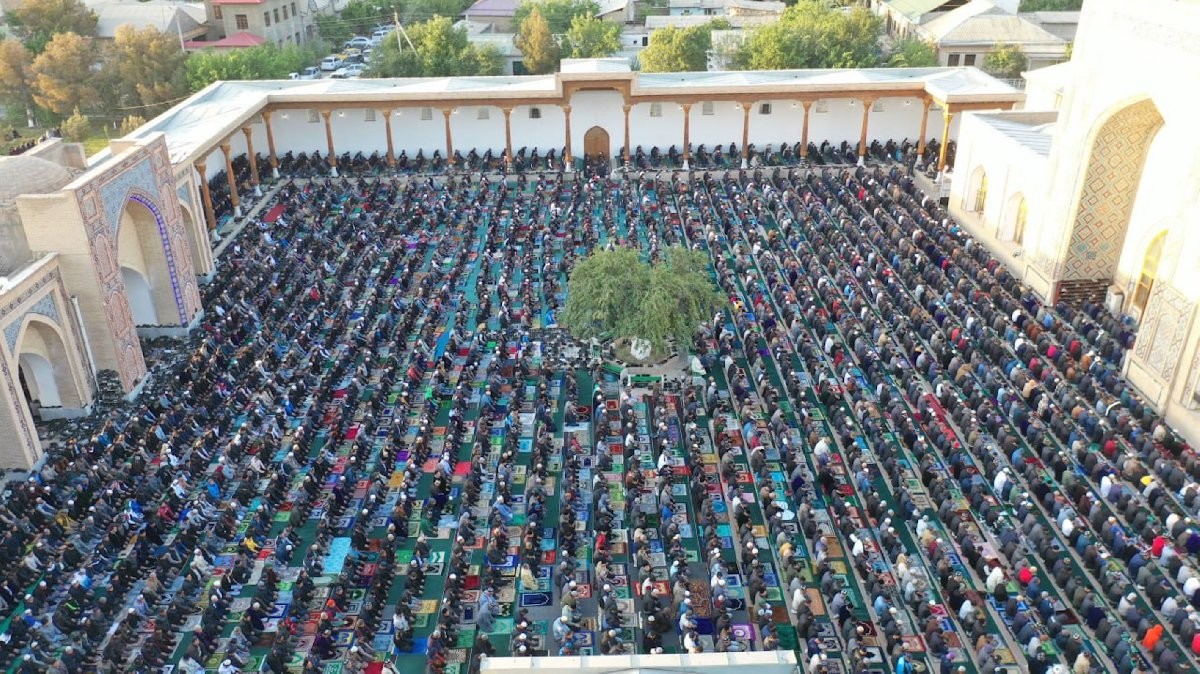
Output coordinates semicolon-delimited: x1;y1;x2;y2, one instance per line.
1105;284;1124;317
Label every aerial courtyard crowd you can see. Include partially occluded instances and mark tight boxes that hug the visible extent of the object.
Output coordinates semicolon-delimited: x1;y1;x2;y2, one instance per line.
1;158;1200;674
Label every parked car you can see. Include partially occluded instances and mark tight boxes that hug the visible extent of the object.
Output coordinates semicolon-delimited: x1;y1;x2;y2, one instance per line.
331;64;365;79
343;53;364;65
319;55;343;71
296;66;321;80
344;36;371;49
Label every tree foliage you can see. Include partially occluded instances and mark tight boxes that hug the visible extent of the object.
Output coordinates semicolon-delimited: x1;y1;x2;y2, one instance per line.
638;23;722;73
6;0;98;53
560;246;725;350
735;3;882;70
119;115;146;136
105;26;189;114
515;7;560;74
29;32;95;116
367;18;502;77
1018;0;1082;10
61;106;89;141
885;36;938;67
514;0;599;34
561;15;620;58
982;43;1028;79
0;40;36;123
185;44;322;92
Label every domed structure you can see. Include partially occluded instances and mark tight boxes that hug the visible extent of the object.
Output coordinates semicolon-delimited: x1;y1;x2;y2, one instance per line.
0;155;77;205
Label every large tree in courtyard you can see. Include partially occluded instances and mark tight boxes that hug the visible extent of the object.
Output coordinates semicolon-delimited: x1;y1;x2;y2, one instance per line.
514;0;599;34
560;246;725;351
638;23;724;73
983;44;1028;79
29;32;95;116
6;0;98;53
561;15;620;59
734;2;882;70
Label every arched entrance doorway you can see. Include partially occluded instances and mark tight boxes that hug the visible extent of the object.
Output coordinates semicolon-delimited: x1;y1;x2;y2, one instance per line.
584;126;610;162
122;267;158;326
15;317;84;419
118;197;178;326
1060;98;1164;286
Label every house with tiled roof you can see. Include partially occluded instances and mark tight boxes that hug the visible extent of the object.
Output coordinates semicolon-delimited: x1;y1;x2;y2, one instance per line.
194;0;314;49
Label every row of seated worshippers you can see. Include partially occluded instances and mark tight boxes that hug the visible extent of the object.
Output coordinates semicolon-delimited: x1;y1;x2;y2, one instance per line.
1;160;1199;674
657;165;1200;674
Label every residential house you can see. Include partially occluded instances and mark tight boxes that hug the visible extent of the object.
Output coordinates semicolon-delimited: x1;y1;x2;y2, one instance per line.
668;0;783;18
464;0;518;32
198;0;312;48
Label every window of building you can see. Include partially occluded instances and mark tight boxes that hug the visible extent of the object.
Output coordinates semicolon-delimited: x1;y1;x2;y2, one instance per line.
477;108;490;120
948;53;960;66
235;14;248;29
282;6;288;19
649;103;662;117
421;107;433;121
872;100;885;112
815;100;828;113
307;109;319;123
1132;231;1167;313
364;109;376;122
972;172;987;212
1011;197;1027;245
642;36;648;46
274;8;280;21
701;102;714;116
264;12;271;26
295;32;300;43
759;103;772;115
964;54;976;66
214;5;222;19
529;107;541;119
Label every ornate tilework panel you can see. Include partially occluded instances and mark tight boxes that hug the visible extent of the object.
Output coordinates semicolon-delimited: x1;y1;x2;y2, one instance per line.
100;160;157;236
1062;99;1164;282
4;294;61;352
1135;283;1194;384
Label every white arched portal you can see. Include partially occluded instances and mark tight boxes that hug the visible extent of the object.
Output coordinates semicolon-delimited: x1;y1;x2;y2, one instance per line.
19;352;60;409
122;266;159;326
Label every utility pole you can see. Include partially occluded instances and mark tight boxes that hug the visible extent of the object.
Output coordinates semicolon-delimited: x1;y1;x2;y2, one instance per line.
393;9;415;51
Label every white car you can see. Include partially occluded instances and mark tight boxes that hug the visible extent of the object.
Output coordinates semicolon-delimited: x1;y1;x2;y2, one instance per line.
296;66;320;80
331;64;365;79
344;36;371;49
319;56;343;71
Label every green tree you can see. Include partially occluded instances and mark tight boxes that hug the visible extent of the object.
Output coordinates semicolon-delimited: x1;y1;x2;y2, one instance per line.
184;44;322;91
0;40;37;127
735;2;882;70
885;36;937;67
1019;0;1082;10
514;0;599;34
61;106;89;141
638;24;714;72
515;6;560;73
105;26;188;114
982;43;1028;79
368;18;502;77
560;246;724;351
561;15;620;58
7;0;98;53
29;32;95;116
119;114;146;136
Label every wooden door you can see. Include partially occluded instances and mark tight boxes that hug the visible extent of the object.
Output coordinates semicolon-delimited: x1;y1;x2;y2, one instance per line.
583;126;610;160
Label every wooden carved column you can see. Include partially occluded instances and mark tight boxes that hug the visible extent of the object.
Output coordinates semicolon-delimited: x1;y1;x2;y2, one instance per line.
800;100;813;159
263;110;279;178
938;109;956;173
502;107;514;169
196;160;217;231
858;98;874;166
384;109;396;168
622;104;631;167
917;99;932;156
220;142;240;218
681;103;692;171
321;110;338;177
562;105;573;171
443;108;454;166
241;126;261;196
740;102;751;168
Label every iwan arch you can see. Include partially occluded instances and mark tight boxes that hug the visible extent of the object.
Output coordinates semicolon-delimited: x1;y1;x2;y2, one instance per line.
948;0;1200;446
